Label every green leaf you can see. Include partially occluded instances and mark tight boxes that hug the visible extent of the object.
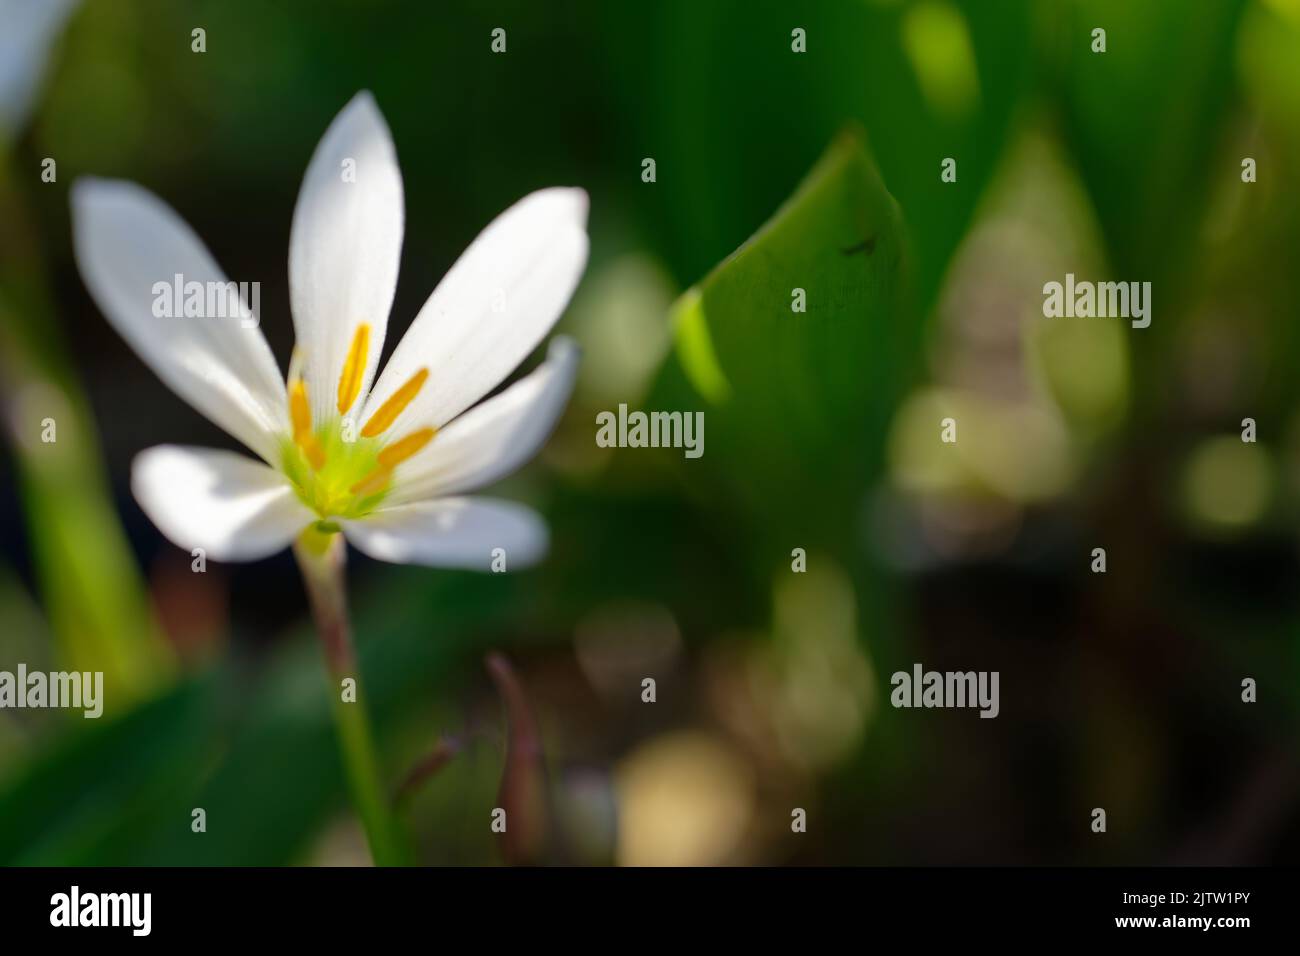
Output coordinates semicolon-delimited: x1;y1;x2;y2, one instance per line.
818;0;1035;315
1055;0;1247;287
0;676;222;865
1051;0;1248;407
596;0;1033;317
654;129;917;551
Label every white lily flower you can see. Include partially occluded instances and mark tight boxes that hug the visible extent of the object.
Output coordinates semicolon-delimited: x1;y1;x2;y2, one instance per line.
72;92;588;571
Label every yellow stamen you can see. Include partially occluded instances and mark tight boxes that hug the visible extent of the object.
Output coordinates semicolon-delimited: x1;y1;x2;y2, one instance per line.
349;466;393;497
336;323;371;414
361;367;428;438
299;433;326;471
289;379;313;437
348;425;436;496
377;427;437;469
289;379;326;470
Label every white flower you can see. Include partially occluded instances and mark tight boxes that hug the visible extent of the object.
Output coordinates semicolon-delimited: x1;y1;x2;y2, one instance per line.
0;0;80;136
72;92;588;570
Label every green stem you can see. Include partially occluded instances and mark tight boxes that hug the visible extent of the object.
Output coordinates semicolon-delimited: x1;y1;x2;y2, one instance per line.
293;527;409;866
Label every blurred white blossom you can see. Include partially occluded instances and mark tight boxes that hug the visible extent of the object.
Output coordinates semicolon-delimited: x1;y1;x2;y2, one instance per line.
0;0;80;136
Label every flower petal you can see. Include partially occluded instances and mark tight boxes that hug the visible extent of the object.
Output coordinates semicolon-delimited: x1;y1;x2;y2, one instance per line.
0;0;79;134
289;91;403;426
386;336;579;505
132;445;315;561
71;178;288;464
342;497;548;570
360;187;588;436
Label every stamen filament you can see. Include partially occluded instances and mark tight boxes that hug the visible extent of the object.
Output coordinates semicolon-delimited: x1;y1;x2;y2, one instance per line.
299;434;326;471
290;379;326;470
349;467;393;497
361;368;429;437
346;426;437;497
289;380;312;436
377;427;437;469
337;323;371;414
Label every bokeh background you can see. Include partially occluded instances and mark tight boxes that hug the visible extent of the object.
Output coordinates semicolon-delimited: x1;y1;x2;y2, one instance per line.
2;0;1299;865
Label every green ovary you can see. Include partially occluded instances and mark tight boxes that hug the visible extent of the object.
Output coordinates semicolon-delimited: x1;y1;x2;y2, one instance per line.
280;419;390;521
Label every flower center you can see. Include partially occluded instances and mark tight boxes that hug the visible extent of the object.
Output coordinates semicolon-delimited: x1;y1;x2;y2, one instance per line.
282;324;435;520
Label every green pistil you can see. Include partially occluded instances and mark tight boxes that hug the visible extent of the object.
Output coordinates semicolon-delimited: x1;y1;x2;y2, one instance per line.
280;418;391;520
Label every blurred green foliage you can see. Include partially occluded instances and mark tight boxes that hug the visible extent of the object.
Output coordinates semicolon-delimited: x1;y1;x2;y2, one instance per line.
1;0;1299;865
